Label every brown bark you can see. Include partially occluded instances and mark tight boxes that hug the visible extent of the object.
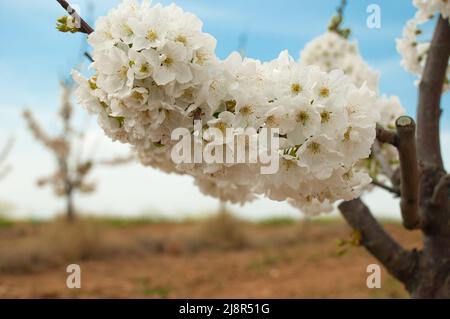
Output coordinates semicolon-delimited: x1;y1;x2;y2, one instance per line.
431;174;450;205
56;0;94;34
376;126;398;146
339;199;419;290
396;116;421;230
372;140;395;181
371;180;400;196
340;16;450;298
412;16;450;299
416;17;450;169
59;156;76;222
66;186;75;222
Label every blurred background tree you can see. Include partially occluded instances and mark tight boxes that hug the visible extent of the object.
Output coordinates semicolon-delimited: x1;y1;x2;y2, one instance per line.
0;137;14;182
22;81;134;222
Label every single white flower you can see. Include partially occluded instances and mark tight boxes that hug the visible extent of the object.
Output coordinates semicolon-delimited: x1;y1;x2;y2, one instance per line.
297;135;343;180
281;96;321;145
127;5;168;50
152;41;193;85
94;46;134;97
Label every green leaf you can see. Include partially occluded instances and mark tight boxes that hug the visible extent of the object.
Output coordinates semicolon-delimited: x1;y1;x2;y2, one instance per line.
109;115;125;127
56;16;79;33
350;230;362;246
153;141;165;148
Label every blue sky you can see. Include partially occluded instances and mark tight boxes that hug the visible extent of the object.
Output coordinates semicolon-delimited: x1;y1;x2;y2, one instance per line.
1;0;446;119
0;0;449;219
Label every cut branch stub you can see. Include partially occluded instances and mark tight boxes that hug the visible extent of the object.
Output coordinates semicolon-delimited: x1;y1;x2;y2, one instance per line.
376;125;398;146
396;116;421;230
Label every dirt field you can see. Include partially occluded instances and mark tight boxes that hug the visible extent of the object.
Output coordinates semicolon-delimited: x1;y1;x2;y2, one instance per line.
0;215;422;298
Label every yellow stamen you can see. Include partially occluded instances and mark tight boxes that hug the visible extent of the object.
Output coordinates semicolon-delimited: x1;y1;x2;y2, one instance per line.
146;29;158;41
239;105;253;116
319;86;330;98
343;127;352;141
291;83;302;94
163;57;173;66
132;91;144;103
266;115;278;127
140;63;150;73
307;141;321;154
176;35;187;45
296;111;309;125
119;66;128;79
123;24;133;36
225;100;236;112
320;111;331;123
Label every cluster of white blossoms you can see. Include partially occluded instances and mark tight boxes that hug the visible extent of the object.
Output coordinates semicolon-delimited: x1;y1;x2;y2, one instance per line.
73;0;381;215
413;0;450;19
397;0;450;91
299;30;406;186
299;31;380;91
367;95;404;183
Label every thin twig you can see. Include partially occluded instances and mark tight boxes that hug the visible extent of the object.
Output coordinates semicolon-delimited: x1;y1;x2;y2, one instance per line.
372;140;394;181
328;0;350;38
396;116;421;230
84;52;94;62
0;136;14;165
372;180;400;196
96;153;135;166
56;0;94;35
193;108;202;122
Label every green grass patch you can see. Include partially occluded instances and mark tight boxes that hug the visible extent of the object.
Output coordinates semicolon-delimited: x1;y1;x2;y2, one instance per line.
259;217;297;227
142;286;171;298
0;218;14;228
140;283;171;298
247;251;294;271
93;217;165;228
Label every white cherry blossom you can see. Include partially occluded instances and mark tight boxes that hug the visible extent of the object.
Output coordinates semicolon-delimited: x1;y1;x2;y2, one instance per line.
73;0;382;216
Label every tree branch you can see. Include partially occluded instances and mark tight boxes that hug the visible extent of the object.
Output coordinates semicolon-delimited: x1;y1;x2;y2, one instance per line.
431;174;450;205
339;198;419;287
0;137;14;165
56;0;94;35
84;52;94;63
376;125;398;146
396;116;421;230
417;16;450;168
192;108;202;122
372;140;394;181
372;180;400;196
